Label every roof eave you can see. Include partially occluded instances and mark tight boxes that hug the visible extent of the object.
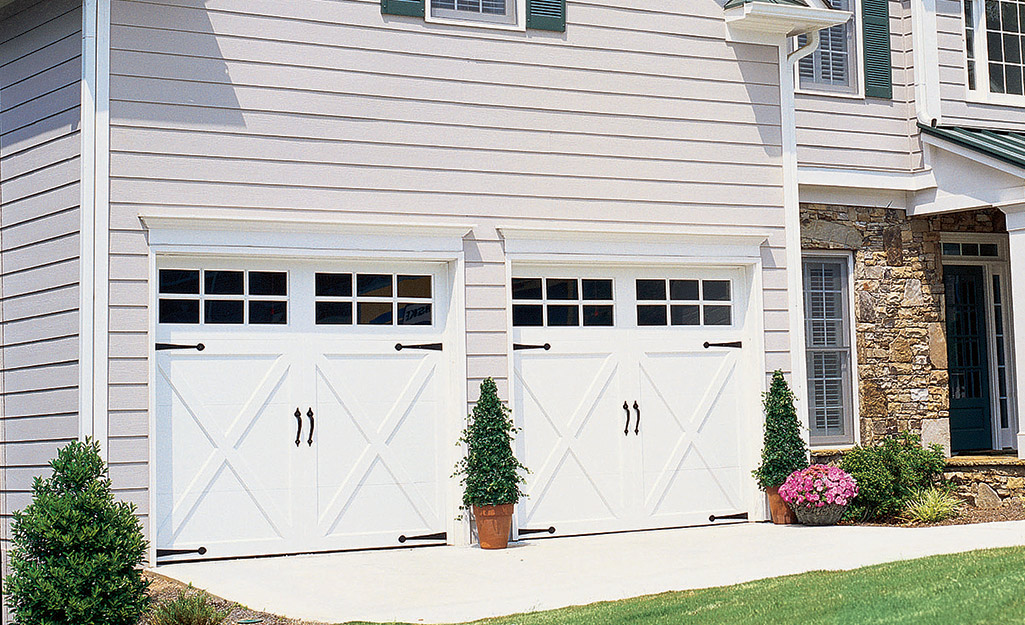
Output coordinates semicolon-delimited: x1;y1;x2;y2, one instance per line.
725;3;851;39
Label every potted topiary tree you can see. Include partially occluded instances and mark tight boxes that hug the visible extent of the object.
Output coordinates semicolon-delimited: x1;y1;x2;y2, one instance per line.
454;377;528;549
5;438;150;625
752;370;809;524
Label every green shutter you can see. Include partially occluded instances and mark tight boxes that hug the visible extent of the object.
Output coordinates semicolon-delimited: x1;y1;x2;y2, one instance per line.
382;0;424;17
527;0;565;32
862;0;892;98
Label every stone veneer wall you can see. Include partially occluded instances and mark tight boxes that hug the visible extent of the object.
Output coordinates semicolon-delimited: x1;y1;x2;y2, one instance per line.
800;204;1007;452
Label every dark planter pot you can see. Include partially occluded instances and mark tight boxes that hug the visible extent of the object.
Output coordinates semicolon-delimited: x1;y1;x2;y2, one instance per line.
792;503;847;526
767;487;798;524
473;504;514;549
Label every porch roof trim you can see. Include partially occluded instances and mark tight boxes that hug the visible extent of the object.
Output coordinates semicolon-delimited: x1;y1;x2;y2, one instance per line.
919;123;1025;173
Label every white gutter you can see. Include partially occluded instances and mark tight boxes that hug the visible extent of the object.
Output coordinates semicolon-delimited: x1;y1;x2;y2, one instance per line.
79;0;111;458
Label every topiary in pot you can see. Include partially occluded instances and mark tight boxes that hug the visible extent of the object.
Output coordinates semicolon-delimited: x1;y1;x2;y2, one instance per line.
752;370;809;524
454;378;528;549
5;438;150;625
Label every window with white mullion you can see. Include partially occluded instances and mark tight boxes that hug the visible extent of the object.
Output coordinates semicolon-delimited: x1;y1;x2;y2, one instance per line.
431;0;514;23
966;0;1025;96
803;257;855;445
798;0;858;93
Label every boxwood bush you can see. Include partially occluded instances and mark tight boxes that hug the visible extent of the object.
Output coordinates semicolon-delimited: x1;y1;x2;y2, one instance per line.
840;432;946;520
4;439;149;625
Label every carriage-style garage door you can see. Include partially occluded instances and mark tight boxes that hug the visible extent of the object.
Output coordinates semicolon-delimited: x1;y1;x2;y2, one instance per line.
512;265;753;538
154;258;452;561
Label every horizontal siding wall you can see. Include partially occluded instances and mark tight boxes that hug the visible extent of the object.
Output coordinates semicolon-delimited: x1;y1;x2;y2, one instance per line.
0;0;82;619
796;0;922;174
936;0;1025;131
108;0;791;510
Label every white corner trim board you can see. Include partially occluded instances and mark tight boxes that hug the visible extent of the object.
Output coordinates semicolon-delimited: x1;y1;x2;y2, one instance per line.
79;0;111;457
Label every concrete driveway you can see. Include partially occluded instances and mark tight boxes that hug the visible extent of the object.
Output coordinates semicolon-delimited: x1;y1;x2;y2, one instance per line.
154;520;1025;624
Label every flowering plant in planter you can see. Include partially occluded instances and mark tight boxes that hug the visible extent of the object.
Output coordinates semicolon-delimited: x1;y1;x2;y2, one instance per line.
778;464;858;526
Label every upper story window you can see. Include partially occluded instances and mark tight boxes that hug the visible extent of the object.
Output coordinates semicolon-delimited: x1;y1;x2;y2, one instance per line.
798;0;860;94
430;0;515;25
965;0;1025;98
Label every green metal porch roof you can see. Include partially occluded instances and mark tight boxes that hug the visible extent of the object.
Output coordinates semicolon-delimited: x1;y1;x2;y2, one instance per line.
723;0;809;8
919;123;1025;171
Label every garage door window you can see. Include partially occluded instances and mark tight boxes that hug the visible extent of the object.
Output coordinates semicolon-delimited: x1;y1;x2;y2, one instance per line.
158;269;288;325
512;277;614;327
316;273;433;326
635;279;732;327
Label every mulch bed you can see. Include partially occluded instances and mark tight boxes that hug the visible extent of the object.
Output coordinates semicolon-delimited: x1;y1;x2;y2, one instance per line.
846;498;1025;527
142;571;326;625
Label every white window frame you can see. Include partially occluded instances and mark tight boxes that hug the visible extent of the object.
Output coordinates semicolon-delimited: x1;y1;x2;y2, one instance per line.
940;233;1019;451
425;0;527;31
794;0;866;99
964;0;1025;107
802;252;860;448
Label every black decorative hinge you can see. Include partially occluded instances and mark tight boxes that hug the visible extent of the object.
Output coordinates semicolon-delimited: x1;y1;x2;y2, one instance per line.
156;343;205;351
156;546;208;558
518;526;556;536
395;343;443;351
703;341;742;349
708;512;749;523
513;343;551;351
398;531;447;543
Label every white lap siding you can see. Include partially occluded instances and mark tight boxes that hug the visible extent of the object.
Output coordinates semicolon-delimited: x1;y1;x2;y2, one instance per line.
106;0;793;537
0;0;83;620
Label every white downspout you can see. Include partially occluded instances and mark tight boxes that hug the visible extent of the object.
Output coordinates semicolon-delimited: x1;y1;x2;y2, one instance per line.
779;31;819;444
911;0;942;126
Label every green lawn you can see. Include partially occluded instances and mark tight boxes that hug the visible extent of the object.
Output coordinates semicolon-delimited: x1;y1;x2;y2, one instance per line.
345;547;1025;625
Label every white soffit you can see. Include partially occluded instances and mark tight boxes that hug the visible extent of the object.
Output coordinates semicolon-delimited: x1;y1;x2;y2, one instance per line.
139;213;473;254
498;225;770;260
725;3;851;42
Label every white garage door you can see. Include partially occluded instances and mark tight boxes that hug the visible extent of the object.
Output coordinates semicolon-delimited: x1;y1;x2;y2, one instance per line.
512;265;753;538
154;259;452;561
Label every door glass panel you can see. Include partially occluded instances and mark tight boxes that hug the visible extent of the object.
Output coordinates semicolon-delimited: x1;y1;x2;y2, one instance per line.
704;305;732;326
358;302;393;325
159;299;199;324
583;305;613;327
316;301;353;325
669;280;699;301
205;300;244;324
512;304;543;326
249;271;287;296
703;280;732;301
637;305;667;326
546;279;578;300
316;273;352;297
397;275;432;299
636;280;666;300
670;304;700;326
357;274;393;298
159;269;200;294
204;270;244;295
547;305;579;326
512;278;543;300
249;301;287;325
397;302;432;325
582;279;613;301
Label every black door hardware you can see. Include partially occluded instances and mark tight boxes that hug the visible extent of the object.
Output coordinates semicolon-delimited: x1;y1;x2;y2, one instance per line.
623;401;631;436
156;547;207;558
632;401;640;435
294;408;303;447
306;408;315;446
156;343;205;351
709;512;749;523
513;343;551;351
398;531;447;543
519;526;556;536
395;342;444;351
703;341;742;349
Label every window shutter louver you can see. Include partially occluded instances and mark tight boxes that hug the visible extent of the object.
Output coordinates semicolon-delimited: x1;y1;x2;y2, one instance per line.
527;0;565;32
382;0;424;17
862;0;892;98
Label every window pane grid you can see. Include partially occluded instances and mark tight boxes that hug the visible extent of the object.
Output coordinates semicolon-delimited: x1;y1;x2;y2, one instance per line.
512;277;614;327
798;0;855;90
803;258;854;443
974;0;1025;95
315;273;433;326
635;279;733;327
158;269;288;325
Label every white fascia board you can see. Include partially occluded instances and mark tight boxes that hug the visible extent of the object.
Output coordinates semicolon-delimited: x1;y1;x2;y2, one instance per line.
725;3;851;41
497;226;770;259
799;167;938;192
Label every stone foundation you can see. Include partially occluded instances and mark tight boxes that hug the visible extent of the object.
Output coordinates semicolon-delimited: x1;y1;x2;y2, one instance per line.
801;204;1007;451
944;457;1025;506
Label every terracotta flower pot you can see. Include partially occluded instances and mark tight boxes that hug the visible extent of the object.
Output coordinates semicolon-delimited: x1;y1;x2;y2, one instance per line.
473;504;514;549
767;486;798;524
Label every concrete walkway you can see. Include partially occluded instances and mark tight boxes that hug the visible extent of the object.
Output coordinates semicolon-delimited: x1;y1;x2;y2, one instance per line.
155;521;1025;624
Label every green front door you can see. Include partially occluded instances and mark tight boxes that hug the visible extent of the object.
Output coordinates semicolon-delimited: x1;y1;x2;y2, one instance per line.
944;265;993;452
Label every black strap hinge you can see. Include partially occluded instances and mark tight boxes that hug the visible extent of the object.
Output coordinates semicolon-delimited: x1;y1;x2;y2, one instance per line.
156;547;207;558
703;341;742;349
398;531;447;543
513;343;551;351
518;526;556;536
156;342;205;351
395;343;443;352
708;512;749;522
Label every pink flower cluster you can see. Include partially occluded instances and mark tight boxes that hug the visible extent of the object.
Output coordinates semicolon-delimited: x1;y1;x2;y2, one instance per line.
778;464;858;509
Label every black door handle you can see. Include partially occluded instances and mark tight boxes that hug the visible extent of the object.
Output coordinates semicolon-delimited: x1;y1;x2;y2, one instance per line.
623;401;631;436
294;408;302;447
307;408;315;446
633;401;640;435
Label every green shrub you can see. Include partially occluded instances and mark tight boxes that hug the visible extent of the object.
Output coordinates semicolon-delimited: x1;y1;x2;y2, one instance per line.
454;378;528;507
840;432;946;520
903;487;961;523
752;371;809;490
149;587;230;625
5;439;150;625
